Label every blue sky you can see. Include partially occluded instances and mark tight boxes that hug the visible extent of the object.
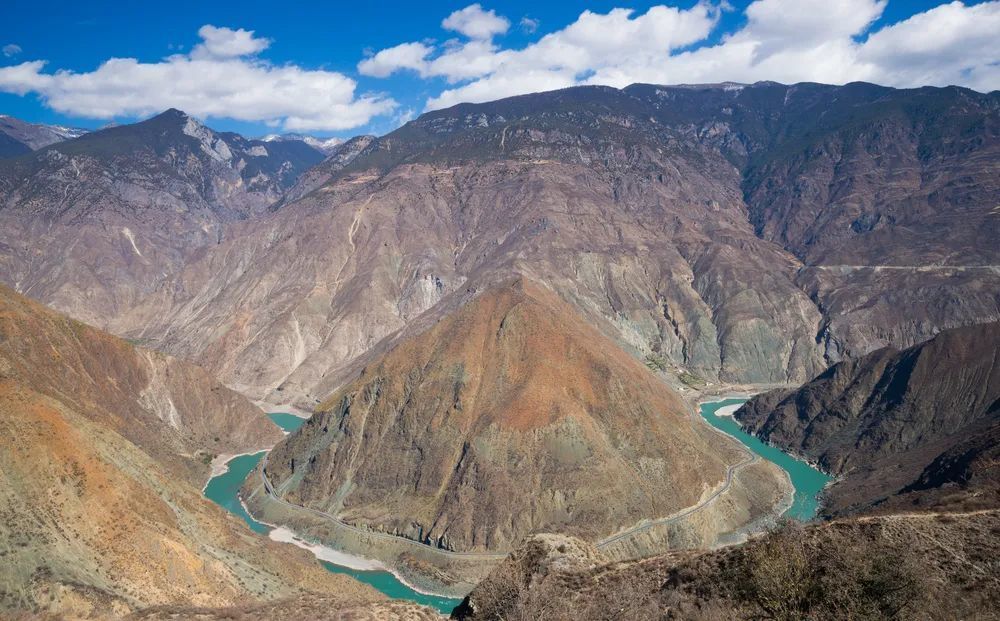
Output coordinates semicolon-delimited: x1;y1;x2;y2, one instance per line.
1;0;997;139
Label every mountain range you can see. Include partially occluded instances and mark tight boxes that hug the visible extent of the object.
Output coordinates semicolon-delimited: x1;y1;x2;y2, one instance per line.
1;81;988;415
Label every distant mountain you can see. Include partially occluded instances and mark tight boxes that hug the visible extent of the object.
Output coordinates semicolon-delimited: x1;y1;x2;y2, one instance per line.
0;109;325;326
261;132;344;154
0;114;89;157
736;321;1000;514
277;134;376;203
0;83;995;413
0;284;380;616
98;81;999;409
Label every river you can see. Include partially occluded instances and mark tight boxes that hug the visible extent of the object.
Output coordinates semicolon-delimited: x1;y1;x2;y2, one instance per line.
202;413;463;614
205;402;829;614
699;398;831;520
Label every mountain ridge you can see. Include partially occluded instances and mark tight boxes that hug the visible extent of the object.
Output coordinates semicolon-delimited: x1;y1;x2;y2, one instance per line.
736;321;1000;515
0;283;383;616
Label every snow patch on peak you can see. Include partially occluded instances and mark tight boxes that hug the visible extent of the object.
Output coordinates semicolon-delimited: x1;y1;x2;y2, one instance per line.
302;136;344;152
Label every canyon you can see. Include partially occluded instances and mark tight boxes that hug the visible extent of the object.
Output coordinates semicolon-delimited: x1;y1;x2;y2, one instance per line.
0;78;997;619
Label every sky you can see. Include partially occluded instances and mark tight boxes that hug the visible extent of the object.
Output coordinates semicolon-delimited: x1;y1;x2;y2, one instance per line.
1;0;997;139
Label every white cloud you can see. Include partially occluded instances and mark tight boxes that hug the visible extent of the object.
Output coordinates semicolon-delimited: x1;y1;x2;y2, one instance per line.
358;42;433;78
857;1;1000;92
191;25;270;59
362;0;1000;112
426;4;721;109
0;26;395;131
0;60;49;94
442;4;509;40
2;44;21;58
519;17;539;34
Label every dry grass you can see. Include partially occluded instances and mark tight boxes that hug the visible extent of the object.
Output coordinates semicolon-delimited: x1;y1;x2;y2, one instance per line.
456;511;1000;621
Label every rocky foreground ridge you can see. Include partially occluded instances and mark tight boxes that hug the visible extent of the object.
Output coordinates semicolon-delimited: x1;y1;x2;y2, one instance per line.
453;511;1000;621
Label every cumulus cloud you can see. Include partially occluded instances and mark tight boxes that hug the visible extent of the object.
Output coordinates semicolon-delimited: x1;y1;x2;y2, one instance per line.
358;42;433;78
191;25;270;59
519;17;539;34
2;44;21;58
426;3;722;109
442;4;509;39
857;1;1000;90
361;0;1000;111
0;25;395;131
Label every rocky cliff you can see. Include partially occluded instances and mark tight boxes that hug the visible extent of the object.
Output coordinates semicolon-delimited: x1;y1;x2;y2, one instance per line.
0;285;381;616
736;321;1000;514
258;278;767;553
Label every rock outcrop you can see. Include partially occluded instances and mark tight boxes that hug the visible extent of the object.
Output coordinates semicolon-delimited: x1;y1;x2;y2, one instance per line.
736;322;1000;514
454;511;1000;621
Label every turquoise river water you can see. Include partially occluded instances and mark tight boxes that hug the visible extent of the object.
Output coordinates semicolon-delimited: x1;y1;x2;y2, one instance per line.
205;403;830;614
699;398;832;520
203;413;463;614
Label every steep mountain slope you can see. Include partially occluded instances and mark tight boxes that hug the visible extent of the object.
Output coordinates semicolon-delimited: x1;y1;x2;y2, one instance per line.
0;285;380;617
96;82;998;409
0;131;31;158
0;283;281;465
453;511;1000;621
0;110;324;326
736;322;1000;514
277;134;376;204
0;114;88;156
250;279;781;556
